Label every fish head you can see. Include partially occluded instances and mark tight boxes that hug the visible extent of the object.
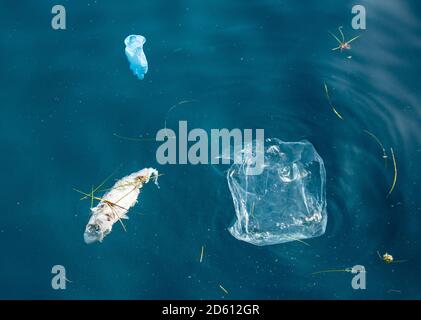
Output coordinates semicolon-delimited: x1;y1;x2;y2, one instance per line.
84;222;103;244
84;216;112;244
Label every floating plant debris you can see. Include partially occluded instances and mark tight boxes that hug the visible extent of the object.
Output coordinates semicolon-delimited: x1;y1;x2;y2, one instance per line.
164;100;198;138
362;132;397;196
388;289;402;294
377;251;407;264
125;34;148;80
113;100;198;142
363;130;388;167
329;26;361;52
312;267;353;275
75;168;159;244
199;245;205;263
113;133;156;142
387;148;397;198
219;284;229;295
378;251;394;264
323;82;344;120
312;266;367;275
78;167;120;207
284;235;311;246
332;106;344;120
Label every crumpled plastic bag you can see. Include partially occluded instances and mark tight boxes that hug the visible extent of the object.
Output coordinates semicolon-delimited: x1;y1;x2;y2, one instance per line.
227;138;327;246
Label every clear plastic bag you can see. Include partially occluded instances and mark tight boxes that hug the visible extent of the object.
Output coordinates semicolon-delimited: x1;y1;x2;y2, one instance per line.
227;138;327;246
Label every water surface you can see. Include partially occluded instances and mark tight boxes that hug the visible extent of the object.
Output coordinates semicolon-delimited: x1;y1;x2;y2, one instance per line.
0;0;420;299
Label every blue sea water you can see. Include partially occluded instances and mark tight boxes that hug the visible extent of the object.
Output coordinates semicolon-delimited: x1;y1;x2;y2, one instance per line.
1;0;420;299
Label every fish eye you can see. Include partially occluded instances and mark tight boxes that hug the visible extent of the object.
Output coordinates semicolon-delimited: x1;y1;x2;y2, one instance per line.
88;224;100;233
